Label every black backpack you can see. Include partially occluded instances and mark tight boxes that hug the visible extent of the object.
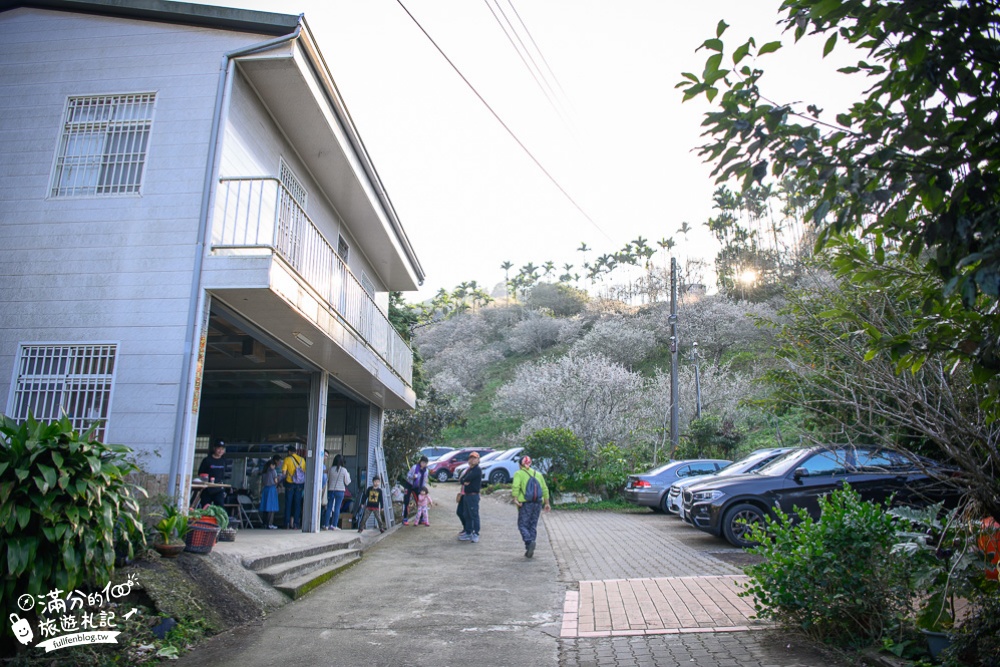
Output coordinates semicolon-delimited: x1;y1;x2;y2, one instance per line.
525;472;542;502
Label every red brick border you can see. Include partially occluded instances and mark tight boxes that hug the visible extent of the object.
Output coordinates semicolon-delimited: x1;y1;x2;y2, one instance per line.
559;576;772;639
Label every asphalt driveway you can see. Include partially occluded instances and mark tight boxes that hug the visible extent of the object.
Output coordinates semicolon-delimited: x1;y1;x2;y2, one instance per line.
177;497;850;667
175;493;562;667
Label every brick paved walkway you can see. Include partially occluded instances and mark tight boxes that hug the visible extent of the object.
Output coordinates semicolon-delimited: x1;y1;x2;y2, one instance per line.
545;510;851;667
544;511;742;582
559;631;846;667
560;576;768;638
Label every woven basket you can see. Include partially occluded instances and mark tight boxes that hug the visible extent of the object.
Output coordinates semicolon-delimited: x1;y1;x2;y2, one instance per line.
218;527;237;542
184;520;219;554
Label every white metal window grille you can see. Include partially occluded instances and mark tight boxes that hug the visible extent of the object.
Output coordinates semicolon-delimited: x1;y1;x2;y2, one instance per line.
279;159;307;209
276;160;308;268
9;344;117;440
361;272;375;297
51;94;155;197
337;235;349;262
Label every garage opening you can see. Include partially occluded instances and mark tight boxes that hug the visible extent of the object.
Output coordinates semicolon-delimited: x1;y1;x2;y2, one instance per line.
193;306;369;529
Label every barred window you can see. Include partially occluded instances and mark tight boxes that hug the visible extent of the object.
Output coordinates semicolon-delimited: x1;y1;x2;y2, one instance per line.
9;344;117;441
50;93;155;197
360;272;375;296
279;159;307;209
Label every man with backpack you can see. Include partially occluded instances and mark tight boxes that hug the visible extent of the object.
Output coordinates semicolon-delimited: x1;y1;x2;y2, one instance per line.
282;445;307;530
511;455;551;558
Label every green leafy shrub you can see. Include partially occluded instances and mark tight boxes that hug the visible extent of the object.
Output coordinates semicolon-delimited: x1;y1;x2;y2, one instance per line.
740;485;909;646
944;580;1000;667
523;427;587;494
675;415;744;460
0;414;144;604
890;507;1000;667
556;443;637;499
384;389;464;480
890;504;989;632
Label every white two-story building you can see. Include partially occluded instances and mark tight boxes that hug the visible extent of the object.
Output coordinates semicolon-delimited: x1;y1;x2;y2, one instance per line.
0;0;425;531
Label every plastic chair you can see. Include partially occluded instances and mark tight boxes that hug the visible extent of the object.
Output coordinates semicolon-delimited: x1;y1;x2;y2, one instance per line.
237;492;263;528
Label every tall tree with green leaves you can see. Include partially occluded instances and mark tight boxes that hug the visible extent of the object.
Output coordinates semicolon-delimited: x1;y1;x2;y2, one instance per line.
758;241;999;519
501;260;514;301
678;1;1000;399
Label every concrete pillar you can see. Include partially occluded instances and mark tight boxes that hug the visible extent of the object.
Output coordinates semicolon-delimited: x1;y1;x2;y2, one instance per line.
302;370;329;532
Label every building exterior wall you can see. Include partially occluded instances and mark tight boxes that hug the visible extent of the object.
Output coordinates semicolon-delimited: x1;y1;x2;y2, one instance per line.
0;8;276;473
218;73;388;307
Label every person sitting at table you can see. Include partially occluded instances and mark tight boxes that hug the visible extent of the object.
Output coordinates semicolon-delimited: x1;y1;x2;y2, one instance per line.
197;439;228;508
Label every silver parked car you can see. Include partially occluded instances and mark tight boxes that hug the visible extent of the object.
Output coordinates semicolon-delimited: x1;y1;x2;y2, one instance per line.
665;448;793;517
624;459;730;512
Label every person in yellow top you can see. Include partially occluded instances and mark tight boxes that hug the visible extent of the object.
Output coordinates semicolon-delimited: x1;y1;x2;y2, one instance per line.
511;456;551;558
281;445;307;530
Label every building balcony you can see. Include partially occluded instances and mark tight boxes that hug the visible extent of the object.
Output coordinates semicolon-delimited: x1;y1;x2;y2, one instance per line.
204;177;414;407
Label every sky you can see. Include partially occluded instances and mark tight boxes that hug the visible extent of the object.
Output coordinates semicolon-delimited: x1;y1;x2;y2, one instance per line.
192;0;868;301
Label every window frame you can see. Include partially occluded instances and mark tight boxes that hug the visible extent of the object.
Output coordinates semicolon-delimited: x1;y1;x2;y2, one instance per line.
7;342;119;441
360;272;376;297
49;93;156;198
278;158;308;210
337;235;350;262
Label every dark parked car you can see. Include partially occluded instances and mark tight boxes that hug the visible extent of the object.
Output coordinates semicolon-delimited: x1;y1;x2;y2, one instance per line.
665;448;793;515
624;459;731;512
682;445;961;548
427;447;494;482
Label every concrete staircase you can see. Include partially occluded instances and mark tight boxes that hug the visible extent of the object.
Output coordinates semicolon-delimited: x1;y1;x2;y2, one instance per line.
242;537;362;599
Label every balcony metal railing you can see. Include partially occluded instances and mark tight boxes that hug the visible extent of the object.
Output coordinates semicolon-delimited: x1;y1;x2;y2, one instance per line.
211;177;412;385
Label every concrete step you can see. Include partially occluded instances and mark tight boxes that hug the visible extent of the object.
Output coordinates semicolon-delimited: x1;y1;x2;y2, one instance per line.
274;552;362;599
242;536;361;572
255;548;361;586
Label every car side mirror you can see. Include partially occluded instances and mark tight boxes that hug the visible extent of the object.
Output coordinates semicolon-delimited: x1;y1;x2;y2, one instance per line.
793;467;808;480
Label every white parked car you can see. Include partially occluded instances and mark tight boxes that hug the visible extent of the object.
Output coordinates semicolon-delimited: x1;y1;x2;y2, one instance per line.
455;447;551;485
453;450;506;480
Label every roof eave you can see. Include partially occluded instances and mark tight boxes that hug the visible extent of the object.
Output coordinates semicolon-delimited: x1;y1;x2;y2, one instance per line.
0;0;299;35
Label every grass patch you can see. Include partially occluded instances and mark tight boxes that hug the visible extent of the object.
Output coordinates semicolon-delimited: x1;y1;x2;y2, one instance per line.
438;355;525;448
553;498;649;513
632;344;672;377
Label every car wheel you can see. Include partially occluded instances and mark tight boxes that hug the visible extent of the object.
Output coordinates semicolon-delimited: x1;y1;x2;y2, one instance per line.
659;494;672;513
722;503;766;548
436;470;450;483
489;469;509;484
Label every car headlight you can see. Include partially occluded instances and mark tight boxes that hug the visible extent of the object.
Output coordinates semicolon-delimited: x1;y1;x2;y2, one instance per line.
691;489;725;502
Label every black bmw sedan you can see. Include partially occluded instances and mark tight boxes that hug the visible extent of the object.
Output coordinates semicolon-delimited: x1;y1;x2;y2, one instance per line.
681;445;960;548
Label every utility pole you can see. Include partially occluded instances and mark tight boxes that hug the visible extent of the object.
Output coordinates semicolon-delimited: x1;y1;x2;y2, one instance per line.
693;341;702;420
669;257;679;456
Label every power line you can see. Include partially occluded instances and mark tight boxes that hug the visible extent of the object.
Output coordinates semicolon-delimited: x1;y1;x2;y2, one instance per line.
482;0;568;122
394;0;611;241
505;0;573;105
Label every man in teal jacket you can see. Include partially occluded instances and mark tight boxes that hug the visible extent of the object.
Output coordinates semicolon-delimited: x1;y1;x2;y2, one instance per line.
512;456;551;558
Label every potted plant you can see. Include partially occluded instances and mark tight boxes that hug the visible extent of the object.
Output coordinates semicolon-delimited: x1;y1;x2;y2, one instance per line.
153;506;189;558
891;504;985;660
184;504;225;554
189;504;229;530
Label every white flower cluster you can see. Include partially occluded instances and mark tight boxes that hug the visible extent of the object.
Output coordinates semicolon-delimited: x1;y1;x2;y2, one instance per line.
493;353;645;449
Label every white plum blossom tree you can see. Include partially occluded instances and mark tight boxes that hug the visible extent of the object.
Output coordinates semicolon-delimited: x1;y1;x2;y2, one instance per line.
494;353;645;450
570;316;658;370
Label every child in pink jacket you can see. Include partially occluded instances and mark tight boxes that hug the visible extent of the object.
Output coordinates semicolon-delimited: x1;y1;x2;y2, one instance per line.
414;487;434;526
